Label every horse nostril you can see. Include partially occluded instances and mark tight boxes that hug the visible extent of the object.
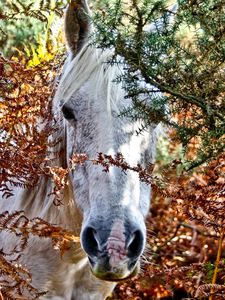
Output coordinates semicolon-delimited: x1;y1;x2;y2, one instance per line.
127;230;144;259
62;103;75;120
81;227;99;257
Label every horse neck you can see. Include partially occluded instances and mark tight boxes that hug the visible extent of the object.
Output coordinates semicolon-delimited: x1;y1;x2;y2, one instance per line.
41;120;82;231
10;120;82;234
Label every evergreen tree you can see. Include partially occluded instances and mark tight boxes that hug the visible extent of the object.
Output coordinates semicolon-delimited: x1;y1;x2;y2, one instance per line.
92;0;225;169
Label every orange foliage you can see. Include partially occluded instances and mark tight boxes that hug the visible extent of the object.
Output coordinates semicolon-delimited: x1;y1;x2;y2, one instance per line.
110;145;225;299
0;53;63;198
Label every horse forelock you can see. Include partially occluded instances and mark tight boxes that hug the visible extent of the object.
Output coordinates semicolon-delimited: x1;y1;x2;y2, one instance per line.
53;44;123;117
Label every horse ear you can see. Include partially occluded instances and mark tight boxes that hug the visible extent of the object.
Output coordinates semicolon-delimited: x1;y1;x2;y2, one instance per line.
65;0;91;56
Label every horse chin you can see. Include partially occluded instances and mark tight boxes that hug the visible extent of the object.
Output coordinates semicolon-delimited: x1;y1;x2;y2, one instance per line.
88;258;140;282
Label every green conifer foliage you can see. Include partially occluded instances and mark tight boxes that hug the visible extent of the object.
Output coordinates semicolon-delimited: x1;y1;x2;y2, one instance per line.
0;0;66;56
92;0;225;169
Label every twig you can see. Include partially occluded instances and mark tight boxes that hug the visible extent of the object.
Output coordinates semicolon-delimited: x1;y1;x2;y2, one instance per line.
0;291;4;300
209;230;224;300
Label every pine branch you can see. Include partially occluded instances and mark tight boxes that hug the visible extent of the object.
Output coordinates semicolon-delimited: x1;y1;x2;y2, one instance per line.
128;55;224;122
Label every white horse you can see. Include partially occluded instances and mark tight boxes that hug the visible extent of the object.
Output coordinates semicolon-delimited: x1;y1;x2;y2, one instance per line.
0;1;160;299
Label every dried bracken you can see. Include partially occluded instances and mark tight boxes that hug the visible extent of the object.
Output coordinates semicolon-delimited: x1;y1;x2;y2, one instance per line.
0;211;79;299
92;152;154;185
110;149;225;299
0;54;62;197
0;23;68;298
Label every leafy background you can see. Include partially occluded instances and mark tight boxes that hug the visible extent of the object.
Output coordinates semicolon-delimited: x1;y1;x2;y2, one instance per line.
0;0;224;299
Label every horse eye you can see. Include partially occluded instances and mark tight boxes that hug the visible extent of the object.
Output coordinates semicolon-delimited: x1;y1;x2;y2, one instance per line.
62;103;76;120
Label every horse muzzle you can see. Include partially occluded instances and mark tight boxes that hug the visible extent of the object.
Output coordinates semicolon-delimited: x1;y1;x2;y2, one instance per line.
88;255;140;281
81;219;145;281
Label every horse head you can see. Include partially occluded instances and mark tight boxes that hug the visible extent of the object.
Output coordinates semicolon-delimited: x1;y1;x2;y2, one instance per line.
54;0;159;282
